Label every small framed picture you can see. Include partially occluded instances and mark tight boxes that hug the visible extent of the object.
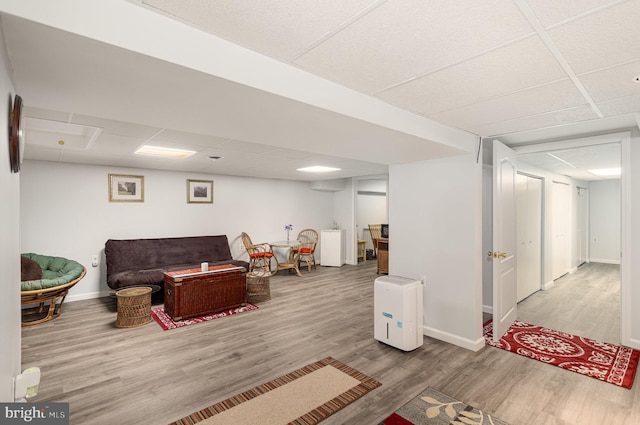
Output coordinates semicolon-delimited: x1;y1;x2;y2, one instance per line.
187;179;213;204
109;174;144;202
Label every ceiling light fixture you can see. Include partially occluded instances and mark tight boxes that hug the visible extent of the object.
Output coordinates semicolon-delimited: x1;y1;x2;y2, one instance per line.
209;156;223;160
634;75;640;83
135;145;195;158
588;167;621;177
297;166;341;173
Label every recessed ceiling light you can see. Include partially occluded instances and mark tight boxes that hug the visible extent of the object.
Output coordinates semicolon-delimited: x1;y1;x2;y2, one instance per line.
135;145;195;158
588;167;621;177
297;166;341;173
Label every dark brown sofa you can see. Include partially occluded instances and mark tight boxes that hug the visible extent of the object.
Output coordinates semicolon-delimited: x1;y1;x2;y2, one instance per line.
105;235;249;292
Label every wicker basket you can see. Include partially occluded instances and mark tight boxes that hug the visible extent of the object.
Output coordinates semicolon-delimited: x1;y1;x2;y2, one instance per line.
115;287;153;328
247;271;271;303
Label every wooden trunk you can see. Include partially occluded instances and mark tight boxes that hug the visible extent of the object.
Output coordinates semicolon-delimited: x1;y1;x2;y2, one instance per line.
163;265;246;321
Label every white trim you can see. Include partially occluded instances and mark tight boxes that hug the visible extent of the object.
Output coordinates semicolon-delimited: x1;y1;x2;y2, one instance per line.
482;305;493;314
423;326;486;352
66;291;111;302
542;280;555;291
621;133;631;347
588;258;621;265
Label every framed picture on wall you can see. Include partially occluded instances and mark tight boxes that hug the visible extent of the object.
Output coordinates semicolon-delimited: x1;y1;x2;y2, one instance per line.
187;179;213;204
109;174;144;202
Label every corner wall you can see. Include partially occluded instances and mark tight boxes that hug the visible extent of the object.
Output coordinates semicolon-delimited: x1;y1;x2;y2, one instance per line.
390;153;484;351
20;160;335;299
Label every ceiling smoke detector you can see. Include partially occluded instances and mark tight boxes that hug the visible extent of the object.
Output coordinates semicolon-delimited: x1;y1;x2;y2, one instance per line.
635;75;640;83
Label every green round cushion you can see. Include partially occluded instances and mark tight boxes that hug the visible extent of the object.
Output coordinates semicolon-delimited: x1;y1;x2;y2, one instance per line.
20;253;85;291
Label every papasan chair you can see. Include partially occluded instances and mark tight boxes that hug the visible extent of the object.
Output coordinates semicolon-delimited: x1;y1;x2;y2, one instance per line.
20;253;86;326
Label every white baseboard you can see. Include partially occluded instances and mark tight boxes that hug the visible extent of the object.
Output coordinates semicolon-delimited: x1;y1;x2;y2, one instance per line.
423;325;485;352
542;280;555;290
482;305;493;314
67;291;111;302
589;258;621;265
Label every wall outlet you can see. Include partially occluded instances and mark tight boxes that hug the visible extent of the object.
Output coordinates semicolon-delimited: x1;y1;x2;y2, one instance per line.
91;255;99;267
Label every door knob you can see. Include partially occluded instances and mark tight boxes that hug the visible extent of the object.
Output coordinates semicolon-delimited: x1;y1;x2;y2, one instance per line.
487;251;507;258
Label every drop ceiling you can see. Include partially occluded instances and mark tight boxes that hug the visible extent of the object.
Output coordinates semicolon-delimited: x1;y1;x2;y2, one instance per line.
1;0;639;180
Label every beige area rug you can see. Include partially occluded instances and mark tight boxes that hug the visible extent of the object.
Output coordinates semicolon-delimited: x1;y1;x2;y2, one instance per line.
170;357;381;425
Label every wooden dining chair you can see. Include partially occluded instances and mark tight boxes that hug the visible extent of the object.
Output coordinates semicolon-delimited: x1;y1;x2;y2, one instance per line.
241;232;275;275
368;224;382;258
294;228;319;272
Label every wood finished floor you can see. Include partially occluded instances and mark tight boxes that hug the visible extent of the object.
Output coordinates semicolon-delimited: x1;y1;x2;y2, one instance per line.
21;261;638;425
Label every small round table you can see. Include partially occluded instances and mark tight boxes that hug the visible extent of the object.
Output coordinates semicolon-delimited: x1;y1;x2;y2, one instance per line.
246;271;271;303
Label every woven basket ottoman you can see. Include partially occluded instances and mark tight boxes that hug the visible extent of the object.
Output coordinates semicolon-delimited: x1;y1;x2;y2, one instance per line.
115;287;153;328
246;270;271;303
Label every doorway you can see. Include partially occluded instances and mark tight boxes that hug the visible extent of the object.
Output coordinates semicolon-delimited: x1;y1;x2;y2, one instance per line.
513;136;625;344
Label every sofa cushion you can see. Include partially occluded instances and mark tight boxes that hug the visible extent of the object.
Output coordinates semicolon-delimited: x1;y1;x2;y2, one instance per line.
21;256;43;281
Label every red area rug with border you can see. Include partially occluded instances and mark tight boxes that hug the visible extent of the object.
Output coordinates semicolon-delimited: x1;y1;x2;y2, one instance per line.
484;320;640;389
151;304;258;330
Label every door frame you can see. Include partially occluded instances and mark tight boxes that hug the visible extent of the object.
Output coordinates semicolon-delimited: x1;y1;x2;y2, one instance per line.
512;131;630;346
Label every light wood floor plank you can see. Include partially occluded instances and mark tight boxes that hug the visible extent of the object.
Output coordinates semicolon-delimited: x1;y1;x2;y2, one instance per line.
21;262;636;425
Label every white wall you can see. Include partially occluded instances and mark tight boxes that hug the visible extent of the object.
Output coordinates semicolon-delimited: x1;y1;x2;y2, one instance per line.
0;27;21;402
390;153;484;351
589;179;620;263
20;161;335;299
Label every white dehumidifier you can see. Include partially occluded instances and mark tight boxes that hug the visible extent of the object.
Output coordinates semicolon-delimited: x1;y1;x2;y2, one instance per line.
374;275;423;351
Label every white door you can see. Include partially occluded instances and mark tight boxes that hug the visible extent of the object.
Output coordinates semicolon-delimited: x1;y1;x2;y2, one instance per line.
552;181;571;279
492;141;518;342
516;174;542;302
576;187;588;266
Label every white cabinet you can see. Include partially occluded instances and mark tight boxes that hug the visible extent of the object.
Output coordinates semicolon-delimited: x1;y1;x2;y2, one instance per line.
320;229;346;266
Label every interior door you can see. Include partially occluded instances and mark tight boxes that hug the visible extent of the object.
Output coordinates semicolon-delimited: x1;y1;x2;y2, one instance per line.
492;140;518;342
516;174;542;302
577;187;588;266
552;181;571;279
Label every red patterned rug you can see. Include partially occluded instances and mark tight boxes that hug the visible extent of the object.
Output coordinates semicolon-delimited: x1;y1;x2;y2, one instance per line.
484;320;640;389
151;304;258;330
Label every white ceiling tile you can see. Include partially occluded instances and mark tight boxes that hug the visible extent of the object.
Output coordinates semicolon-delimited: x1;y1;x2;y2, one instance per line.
151;129;230;147
71;114;162;138
23;145;63;162
525;0;622;27
578;60;640;102
90;134;148;155
378;35;568;116
474;105;599;137
547;0;640;74
142;0;375;61
597;93;640;116
217;139;281;154
431;80;589;130
294;0;534;93
23;106;70;122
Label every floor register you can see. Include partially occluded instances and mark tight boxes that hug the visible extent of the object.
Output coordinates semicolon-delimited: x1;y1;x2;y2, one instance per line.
374;275;424;351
